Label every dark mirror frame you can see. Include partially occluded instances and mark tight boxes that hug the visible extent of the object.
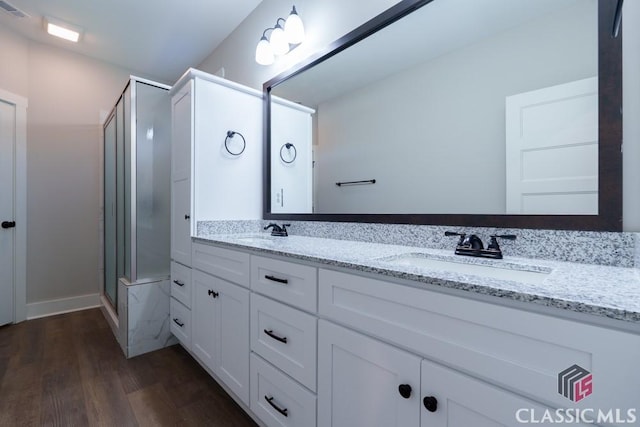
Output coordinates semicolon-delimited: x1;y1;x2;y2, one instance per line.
263;0;622;231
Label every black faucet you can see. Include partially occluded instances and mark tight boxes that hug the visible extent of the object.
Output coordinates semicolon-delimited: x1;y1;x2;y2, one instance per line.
445;231;516;259
264;223;290;237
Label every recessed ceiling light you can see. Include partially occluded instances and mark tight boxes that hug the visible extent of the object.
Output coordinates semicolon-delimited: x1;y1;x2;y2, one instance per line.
44;17;82;43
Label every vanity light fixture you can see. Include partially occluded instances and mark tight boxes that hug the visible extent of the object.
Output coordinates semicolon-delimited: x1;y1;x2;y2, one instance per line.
44;16;82;42
255;5;305;65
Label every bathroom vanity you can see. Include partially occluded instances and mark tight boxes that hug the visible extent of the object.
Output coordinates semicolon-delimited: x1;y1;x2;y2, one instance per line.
167;230;640;427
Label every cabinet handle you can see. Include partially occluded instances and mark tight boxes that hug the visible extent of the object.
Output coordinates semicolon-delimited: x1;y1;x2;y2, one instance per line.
398;384;412;399
265;274;288;284
173;318;184;328
423;396;438;412
264;329;288;344
173;280;185;287
207;290;219;298
265;395;288;417
184;214;190;220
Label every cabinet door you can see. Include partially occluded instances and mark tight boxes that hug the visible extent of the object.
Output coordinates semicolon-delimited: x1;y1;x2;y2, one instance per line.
318;320;421;427
171;82;192;182
171;178;191;266
191;270;216;371
420;359;591;427
214;277;250;406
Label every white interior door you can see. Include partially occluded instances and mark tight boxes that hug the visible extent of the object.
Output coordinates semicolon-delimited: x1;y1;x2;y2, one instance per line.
505;77;598;214
0;99;16;326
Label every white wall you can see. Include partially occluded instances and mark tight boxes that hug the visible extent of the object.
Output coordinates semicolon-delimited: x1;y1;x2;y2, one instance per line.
0;26;29;97
0;29;132;305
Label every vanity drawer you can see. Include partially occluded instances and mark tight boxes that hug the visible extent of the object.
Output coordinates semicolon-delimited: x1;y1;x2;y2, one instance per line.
170;261;192;308
250;353;316;427
251;255;317;313
251;293;317;391
170;297;191;350
318;269;640;412
192;242;250;288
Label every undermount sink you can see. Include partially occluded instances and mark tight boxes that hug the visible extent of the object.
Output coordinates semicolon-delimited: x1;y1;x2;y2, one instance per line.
380;253;551;285
233;236;274;244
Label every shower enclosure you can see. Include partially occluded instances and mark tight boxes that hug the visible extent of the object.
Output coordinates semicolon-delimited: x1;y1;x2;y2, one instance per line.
102;77;173;357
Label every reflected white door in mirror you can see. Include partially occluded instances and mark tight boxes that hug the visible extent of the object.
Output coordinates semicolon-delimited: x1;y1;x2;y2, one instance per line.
506;77;598;215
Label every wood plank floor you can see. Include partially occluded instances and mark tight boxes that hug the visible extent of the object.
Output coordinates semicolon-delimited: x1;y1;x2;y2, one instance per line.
0;308;258;427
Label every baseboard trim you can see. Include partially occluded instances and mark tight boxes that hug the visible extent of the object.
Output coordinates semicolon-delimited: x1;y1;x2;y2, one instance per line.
26;293;101;320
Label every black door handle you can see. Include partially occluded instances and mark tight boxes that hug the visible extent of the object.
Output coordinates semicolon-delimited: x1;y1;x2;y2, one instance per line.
423;396;438;412
398;384;412;399
1;221;15;229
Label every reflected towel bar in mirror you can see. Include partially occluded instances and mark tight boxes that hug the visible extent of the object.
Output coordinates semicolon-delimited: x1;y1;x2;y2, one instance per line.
336;179;376;187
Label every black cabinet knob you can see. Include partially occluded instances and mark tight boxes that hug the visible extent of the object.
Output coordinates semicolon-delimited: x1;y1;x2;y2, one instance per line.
423;396;438;412
184;214;190;220
1;221;16;229
398;384;412;399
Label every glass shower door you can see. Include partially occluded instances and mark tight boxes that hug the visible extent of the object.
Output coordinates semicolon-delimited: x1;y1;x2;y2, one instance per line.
103;112;117;307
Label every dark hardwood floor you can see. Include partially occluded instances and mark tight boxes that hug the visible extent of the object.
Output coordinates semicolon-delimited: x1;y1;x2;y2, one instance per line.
0;308;258;427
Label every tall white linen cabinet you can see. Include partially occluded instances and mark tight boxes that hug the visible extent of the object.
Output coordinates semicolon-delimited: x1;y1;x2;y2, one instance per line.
168;68;263;411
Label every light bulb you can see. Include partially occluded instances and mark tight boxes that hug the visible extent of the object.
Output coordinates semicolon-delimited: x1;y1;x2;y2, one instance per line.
284;6;304;44
270;24;289;56
255;36;274;65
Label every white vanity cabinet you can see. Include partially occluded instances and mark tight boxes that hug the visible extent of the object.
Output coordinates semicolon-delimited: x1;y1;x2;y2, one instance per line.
317;320;421;427
317;269;639;427
169;241;639;427
318;320;586;427
191;268;250;405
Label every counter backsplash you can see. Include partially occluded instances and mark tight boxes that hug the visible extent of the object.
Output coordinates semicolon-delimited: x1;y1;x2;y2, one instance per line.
197;220;640;269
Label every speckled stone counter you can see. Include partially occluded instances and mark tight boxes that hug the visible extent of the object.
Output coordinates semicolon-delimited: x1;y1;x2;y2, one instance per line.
194;231;640;326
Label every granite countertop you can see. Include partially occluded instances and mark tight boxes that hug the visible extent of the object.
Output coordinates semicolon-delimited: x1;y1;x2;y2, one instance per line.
194;232;640;325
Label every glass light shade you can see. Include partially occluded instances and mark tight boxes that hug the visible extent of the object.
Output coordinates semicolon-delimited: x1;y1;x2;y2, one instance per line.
270;25;290;56
285;8;305;44
255;37;274;65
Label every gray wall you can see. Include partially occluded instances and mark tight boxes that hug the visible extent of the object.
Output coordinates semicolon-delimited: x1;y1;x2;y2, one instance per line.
199;0;640;231
0;29;131;305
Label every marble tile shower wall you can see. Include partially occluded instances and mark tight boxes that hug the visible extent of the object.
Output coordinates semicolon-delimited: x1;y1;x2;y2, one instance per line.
197;220;640;268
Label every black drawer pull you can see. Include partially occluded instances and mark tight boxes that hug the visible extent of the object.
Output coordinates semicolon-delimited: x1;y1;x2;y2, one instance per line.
264;329;288;344
173;280;185;287
1;221;16;229
207;289;219;298
265;275;288;284
265;396;288;417
184;214;190;220
173;318;184;327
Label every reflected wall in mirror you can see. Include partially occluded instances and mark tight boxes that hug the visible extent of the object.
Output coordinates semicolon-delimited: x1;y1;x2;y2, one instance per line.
265;0;622;230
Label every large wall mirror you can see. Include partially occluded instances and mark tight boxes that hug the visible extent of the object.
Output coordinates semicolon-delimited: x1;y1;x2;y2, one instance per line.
264;0;622;231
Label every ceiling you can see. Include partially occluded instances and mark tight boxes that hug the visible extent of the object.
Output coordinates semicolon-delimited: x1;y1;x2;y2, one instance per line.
0;0;262;83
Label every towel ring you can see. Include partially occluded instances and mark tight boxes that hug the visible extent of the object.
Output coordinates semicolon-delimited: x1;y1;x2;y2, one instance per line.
224;131;246;156
279;143;297;164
